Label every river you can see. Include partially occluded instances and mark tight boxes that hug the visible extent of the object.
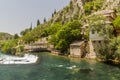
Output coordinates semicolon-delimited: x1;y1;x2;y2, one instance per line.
0;52;120;80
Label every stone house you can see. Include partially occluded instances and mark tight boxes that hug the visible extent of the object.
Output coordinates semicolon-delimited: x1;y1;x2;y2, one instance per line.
70;41;88;58
90;10;116;39
89;10;116;56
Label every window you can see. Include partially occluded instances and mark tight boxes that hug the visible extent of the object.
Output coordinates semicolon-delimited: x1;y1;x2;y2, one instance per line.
104;40;108;44
98;41;101;43
92;30;95;34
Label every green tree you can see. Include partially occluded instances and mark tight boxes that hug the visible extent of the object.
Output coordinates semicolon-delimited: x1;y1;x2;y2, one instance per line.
70;1;73;9
47;23;62;35
22;31;36;43
84;0;104;15
52;13;54;17
107;37;120;61
54;9;56;14
113;15;120;29
30;23;32;30
20;27;32;36
55;39;69;53
44;17;46;23
88;15;113;40
37;19;40;26
1;40;17;54
14;34;19;39
49;20;82;53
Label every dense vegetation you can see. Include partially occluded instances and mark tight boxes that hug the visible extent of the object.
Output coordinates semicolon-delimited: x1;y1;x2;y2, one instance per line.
88;13;120;63
22;20;83;54
1;40;17;54
0;32;13;40
113;15;120;29
48;21;82;53
84;0;105;15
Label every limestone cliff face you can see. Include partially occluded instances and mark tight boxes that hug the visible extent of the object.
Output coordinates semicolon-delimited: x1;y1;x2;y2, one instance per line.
71;0;92;4
50;0;120;25
72;0;85;15
72;0;120;11
52;0;88;24
103;0;120;9
71;0;92;13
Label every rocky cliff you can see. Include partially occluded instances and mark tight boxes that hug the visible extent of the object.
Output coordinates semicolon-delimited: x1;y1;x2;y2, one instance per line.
103;0;120;9
50;0;91;24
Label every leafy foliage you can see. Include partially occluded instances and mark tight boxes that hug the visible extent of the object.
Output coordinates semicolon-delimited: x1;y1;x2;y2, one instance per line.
1;40;18;54
0;32;13;40
49;20;82;53
84;0;105;15
21;25;43;43
88;15;114;39
100;37;120;62
113;15;120;29
109;37;120;61
20;27;32;36
41;23;62;36
14;34;19;39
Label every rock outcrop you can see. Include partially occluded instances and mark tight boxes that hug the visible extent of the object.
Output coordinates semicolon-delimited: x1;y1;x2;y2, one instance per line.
103;0;120;9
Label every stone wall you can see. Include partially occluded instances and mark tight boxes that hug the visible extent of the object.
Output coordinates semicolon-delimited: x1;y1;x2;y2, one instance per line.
89;31;105;41
70;46;82;57
103;0;120;9
70;41;85;58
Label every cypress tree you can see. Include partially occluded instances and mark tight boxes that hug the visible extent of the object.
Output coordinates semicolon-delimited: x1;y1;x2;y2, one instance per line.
52;13;54;17
44;17;46;23
37;19;40;26
54;9;56;14
30;23;32;30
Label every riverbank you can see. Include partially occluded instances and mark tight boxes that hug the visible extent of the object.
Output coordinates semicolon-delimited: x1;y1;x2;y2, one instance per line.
0;54;38;64
51;52;120;68
102;60;120;68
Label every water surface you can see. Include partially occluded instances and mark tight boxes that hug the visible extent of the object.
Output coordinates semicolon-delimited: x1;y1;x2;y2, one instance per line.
0;52;120;80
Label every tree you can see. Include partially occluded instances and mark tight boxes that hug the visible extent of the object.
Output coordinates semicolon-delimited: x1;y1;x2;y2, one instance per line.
70;1;73;10
44;17;46;23
20;30;25;36
105;36;120;61
30;23;32;30
1;40;17;54
14;34;19;39
55;39;69;53
84;0;104;15
88;15;113;40
113;15;120;29
47;23;62;35
20;27;32;36
37;19;40;26
49;20;82;53
52;13;54;17
54;9;56;14
22;32;35;43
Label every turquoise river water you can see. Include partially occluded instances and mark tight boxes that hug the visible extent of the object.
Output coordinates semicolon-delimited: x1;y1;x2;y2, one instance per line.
0;52;120;80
